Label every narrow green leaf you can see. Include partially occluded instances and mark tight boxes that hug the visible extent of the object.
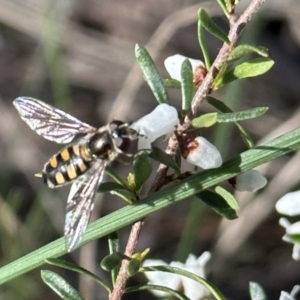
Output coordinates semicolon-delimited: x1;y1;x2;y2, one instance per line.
174;147;182;170
126;284;190;300
229;45;269;61
108;232;120;285
163;78;181;89
215;0;230;18
217;107;268;123
213;186;239;210
215;57;275;88
41;270;84;300
140;266;226;300
207;96;231;113
110;189;135;204
46;258;110;292
236;122;254;148
192;112;218;128
150;146;180;172
1;126;300;286
207;97;254;148
99;182;136;203
181;59;194;111
105;166;127;186
249;282;267;300
135;44;168;104
197;12;211;69
196;190;238;219
133;154;152;190
98;182;130;193
198;9;230;45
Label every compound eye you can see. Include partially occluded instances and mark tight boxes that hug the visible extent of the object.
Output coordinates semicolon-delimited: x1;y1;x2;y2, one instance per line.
109;120;124;131
114;136;130;151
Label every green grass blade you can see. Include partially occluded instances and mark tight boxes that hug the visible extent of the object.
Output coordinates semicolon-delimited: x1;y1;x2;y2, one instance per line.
1;126;300;285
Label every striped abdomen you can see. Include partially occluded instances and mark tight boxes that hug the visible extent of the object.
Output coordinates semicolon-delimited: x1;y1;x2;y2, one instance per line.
42;144;92;188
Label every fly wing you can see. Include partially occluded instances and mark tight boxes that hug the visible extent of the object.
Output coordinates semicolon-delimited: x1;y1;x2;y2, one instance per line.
13;97;95;144
64;161;106;251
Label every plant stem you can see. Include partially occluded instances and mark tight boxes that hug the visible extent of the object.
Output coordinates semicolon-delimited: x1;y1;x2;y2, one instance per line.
109;0;266;299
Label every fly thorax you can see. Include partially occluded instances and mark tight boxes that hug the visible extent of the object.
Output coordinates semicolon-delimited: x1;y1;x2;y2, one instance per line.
88;131;113;160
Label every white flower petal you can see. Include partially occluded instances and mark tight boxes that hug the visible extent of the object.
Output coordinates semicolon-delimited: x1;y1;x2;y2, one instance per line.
143;259;181;297
292;244;300;261
181;253;211;300
130;104;179;150
286;221;300;235
279;217;291;229
276;191;300;216
186;137;222;169
280;286;300;300
235;170;267;192
164;54;205;81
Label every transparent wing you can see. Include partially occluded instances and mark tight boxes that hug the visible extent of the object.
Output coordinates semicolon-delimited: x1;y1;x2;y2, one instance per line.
13;96;95;144
64;161;106;251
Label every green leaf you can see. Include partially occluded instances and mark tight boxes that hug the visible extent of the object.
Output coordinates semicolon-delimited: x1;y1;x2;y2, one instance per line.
235;122;254;148
163;78;181;89
133;154;152;190
249;282;267;300
99;182;136;204
46;258;110;292
192;112;218;128
110;189;136;204
215;0;230;18
196;190;238;219
181;59;194;111
287;234;300;243
198;9;230;45
127;258;141;277
41;270;84;300
140;265;226;300
1;126;300;286
213;186;239;210
150;146;180;172
126;284;190;300
135;44;168;104
197;11;211;69
217;107;268;123
101;253;124;271
229;45;269;62
215;57;274;88
98;182;130;193
108;231;120;284
207;97;255;148
105;166;127;186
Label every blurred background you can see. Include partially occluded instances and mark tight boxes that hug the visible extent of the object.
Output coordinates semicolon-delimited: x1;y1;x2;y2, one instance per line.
0;0;300;299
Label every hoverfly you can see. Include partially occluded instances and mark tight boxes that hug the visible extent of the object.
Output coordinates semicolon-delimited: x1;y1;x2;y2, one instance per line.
13;97;138;251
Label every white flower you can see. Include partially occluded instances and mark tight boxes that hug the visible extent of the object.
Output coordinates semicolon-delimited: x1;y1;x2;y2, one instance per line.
143;252;211;300
185;136;222;169
276;191;300;260
130;103;179;150
279;285;300;300
164;54;205;82
276;191;300;216
278;218;300;260
235;170;267;192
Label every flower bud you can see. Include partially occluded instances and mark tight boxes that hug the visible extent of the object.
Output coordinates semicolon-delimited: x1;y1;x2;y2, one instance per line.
234;170;267;192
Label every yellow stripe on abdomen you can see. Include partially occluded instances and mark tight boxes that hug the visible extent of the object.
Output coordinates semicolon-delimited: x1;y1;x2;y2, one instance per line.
67;164;77;180
60;148;70;161
55;172;66;185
